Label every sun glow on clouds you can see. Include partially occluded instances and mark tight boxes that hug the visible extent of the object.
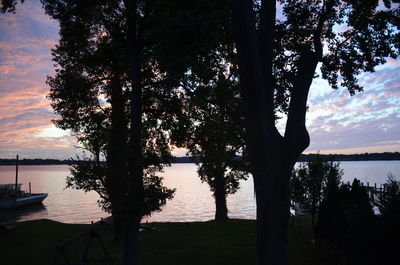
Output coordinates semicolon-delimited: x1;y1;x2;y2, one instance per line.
0;1;399;159
0;0;78;159
37;126;71;139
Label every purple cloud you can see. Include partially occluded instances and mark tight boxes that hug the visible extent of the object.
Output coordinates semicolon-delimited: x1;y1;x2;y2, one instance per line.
0;0;399;159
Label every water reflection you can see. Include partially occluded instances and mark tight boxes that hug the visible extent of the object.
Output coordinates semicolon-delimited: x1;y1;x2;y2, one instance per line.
0;203;48;223
143;164;256;222
0;162;399;224
0;165;108;224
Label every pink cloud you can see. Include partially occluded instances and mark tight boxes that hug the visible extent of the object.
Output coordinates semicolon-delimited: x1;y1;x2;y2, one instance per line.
1;0;399;159
0;0;69;158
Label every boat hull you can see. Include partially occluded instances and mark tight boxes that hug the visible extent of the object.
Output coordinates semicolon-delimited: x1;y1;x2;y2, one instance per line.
0;193;48;209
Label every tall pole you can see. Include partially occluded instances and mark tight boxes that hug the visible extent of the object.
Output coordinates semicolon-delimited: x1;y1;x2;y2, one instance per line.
15;155;19;193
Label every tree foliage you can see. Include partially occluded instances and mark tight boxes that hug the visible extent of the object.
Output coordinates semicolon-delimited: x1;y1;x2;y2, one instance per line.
339;179;377;265
182;69;250;220
0;0;23;13
274;0;400;100
291;155;343;225
315;165;346;246
43;0;175;218
376;173;400;216
143;0;249;220
317;174;400;265
66;154;109;210
3;1;400;264
375;174;400;265
232;1;399;263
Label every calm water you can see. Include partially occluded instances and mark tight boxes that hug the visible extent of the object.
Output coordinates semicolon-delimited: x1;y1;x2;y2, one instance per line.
0;161;399;224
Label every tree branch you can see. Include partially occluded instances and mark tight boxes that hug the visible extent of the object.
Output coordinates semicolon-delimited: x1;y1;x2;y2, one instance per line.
284;50;319;160
232;0;280;131
313;0;335;59
313;6;324;58
260;0;276;121
284;0;337;162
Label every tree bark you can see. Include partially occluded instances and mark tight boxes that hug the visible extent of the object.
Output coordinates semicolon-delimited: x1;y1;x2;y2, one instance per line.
122;217;141;265
107;76;128;243
253;153;291;265
112;210;123;243
122;0;144;264
231;1;320;264
214;170;228;220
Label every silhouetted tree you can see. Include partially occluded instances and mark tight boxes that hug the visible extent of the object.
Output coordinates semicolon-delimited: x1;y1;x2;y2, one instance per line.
290;163;307;209
183;72;249;220
304;155;327;226
4;1;233;263
231;1;399;264
376;173;400;217
318;178;379;264
145;0;248;221
5;1;399;264
42;1;176;264
342;179;378;265
375;174;400;265
315;161;346;246
0;0;23;13
318;175;400;265
66;154;109;210
292;156;343;226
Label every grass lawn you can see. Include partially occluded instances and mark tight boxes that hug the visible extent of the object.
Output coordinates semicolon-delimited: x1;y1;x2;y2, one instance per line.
0;218;331;265
0;219;90;265
290;214;315;241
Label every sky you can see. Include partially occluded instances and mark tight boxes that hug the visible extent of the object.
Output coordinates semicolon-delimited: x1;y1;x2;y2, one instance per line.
0;0;399;159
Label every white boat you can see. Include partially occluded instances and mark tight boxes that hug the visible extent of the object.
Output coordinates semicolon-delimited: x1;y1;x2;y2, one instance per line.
0;155;48;209
0;184;48;209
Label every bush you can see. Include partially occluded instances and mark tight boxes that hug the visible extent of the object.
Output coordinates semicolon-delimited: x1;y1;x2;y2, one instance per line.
291;156;342;227
375;174;400;265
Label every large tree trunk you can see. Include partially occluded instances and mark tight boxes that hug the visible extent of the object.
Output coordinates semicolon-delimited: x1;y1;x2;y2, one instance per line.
253;152;293;265
122;217;141;265
311;199;317;227
123;0;144;264
112;210;123;243
231;1;319;264
214;170;228;220
107;76;128;243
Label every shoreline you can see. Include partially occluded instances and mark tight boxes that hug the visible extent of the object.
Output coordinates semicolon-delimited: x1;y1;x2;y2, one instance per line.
1;158;399;166
0;217;330;265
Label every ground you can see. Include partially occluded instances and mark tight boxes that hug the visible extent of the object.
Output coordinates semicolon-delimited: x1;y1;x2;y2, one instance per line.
0;218;331;265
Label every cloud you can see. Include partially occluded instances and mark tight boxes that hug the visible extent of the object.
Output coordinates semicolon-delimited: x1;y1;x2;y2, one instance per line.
276;54;400;155
0;0;399;159
0;0;77;159
302;60;400;153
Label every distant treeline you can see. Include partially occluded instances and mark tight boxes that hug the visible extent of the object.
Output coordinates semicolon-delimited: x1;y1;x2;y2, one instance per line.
0;152;399;165
298;152;400;162
175;152;400;163
0;159;71;166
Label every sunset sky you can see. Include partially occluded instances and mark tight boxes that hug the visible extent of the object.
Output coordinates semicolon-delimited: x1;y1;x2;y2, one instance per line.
0;0;399;159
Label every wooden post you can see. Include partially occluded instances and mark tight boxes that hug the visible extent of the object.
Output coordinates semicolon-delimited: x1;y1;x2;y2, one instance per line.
29;182;31;194
15;155;19;193
370;189;374;203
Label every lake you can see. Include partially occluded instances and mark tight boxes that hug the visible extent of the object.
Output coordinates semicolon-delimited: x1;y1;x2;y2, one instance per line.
0;161;399;224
